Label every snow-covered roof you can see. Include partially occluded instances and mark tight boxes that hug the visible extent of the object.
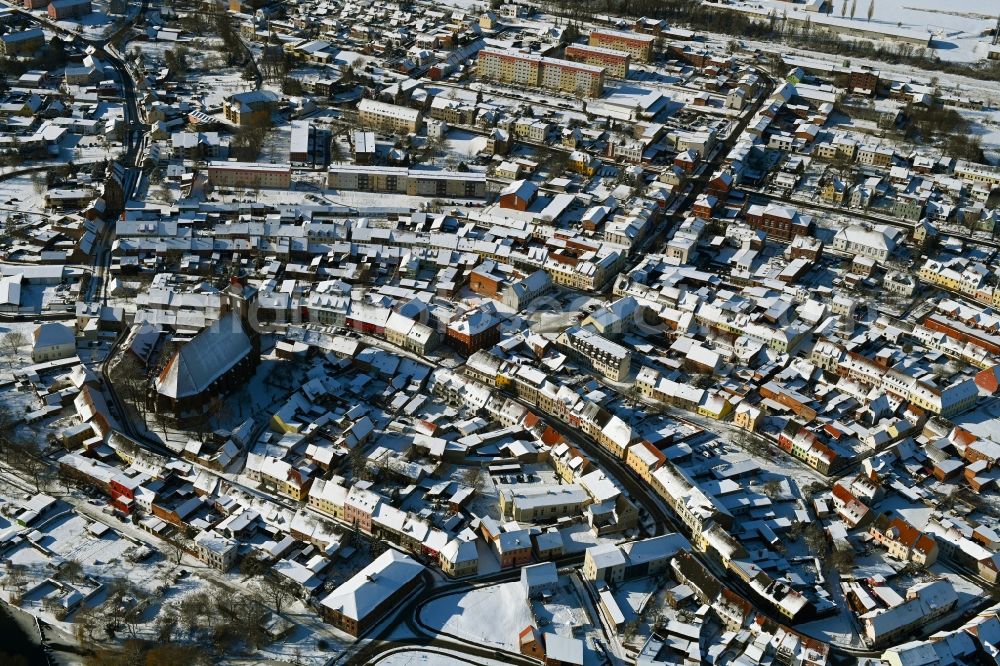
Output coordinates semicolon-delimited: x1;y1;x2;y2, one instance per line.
319;549;424;621
155;313;253;399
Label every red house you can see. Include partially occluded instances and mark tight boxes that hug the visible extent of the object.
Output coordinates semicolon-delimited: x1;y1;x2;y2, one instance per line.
446;309;500;356
499;179;538;211
692;193;717;219
706;170;733;197
109;473;145;514
674;149;698;173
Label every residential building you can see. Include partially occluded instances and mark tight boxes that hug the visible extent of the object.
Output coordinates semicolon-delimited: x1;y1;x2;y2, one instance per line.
207;162;292;189
0;29;44;57
319;550;425;636
48;0;91;18
193;530;238;572
556;326;632;382
477;48;605;97
564;43;631;78
223;90;279;126
358;98;423;133
32;322;76;362
588;29;655;62
327;165;486;198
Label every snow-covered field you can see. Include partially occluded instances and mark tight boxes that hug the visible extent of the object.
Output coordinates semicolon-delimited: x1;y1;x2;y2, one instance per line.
713;0;998;62
419;581;532;651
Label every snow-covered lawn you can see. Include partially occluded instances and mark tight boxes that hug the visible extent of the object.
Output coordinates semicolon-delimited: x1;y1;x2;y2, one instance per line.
444;130;488;159
713;0;998;62
419;581;532;651
34;513;136;568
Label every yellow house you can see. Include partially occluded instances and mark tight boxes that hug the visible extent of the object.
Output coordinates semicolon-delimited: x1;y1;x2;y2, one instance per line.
479;11;498;30
569;150;598;176
821;179;847;205
697;392;733;420
733;403;761;432
270;412;303;434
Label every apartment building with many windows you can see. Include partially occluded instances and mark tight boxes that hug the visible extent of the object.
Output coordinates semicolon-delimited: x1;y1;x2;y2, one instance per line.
564;43;631;78
357;98;423;133
477;48;605;97
588;29;655;62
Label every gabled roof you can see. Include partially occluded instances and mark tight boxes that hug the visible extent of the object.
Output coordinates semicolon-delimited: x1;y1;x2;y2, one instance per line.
319;549;424;621
155;312;253;399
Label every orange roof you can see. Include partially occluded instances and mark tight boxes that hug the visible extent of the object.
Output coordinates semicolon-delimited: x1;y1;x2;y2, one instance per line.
831;483;856;504
522;412;541;430
540;426;562;446
884;517;920;548
975;365;1000;394
914;534;936;554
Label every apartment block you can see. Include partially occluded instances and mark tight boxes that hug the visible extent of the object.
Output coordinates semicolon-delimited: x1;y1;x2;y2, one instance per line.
327;165;486;198
206;161;292;189
477;47;605;98
564;43;631;78
557;326;631;382
588;29;654;62
357;98;423;134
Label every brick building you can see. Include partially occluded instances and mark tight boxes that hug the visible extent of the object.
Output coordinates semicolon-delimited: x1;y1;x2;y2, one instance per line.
48;0;91;18
207;161;292;189
446;309;501;355
319;550;424;636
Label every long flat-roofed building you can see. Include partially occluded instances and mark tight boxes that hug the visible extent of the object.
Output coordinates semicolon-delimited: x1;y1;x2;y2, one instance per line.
564;43;631;78
477;47;605;97
327;164;486;198
588;28;655;62
358;98;423;134
288;119;314;166
207;161;292;189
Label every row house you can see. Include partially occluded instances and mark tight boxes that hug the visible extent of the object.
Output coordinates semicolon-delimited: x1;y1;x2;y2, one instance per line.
868;515;939;566
556;326;631;382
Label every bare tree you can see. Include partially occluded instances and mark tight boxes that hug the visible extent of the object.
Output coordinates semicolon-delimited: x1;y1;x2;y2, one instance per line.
74;604;99;645
762;479;783;500
58;559;84;584
239;552;268;580
153;609;179;644
254;574;294;615
113;353;150;418
3;563;27;592
461;466;484;494
31;172;46;195
170;540;185;565
0;330;27;366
